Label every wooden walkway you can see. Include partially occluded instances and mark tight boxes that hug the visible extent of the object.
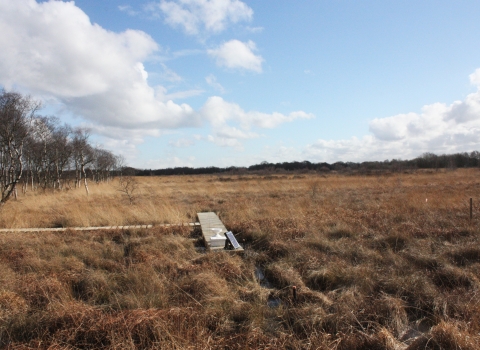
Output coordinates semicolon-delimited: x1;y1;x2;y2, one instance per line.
0;222;200;233
197;212;243;252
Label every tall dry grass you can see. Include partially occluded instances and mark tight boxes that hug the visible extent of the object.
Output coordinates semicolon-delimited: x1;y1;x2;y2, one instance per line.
1;169;480;348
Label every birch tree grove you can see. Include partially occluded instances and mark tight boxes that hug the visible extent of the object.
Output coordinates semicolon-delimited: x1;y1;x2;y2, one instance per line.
0;90;39;206
0;90;122;207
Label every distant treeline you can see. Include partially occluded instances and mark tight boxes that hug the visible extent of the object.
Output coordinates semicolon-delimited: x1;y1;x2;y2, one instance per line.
135;151;480;176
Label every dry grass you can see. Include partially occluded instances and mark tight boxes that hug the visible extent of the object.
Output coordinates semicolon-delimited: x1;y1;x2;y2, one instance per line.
1;169;480;348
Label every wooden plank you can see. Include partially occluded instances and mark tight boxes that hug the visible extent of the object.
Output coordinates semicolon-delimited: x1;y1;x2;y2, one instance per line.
197;212;227;251
197;212;243;252
0;223;199;233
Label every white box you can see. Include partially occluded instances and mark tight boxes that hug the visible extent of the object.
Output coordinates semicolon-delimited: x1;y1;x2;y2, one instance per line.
210;232;226;247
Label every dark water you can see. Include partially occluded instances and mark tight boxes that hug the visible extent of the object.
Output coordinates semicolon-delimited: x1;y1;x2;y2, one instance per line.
255;266;281;307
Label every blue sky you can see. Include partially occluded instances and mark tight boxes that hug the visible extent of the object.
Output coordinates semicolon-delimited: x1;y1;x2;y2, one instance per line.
1;0;480;168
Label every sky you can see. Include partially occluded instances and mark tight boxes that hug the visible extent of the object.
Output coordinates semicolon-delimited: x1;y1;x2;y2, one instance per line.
1;0;480;169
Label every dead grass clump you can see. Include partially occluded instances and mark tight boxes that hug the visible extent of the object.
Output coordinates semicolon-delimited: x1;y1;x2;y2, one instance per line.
366;295;409;337
293;288;333;307
401;252;442;271
337;330;397;350
69;245;125;272
320;289;365;334
306;267;355;292
238;282;270;304
149;225;192;238
0;247;28;272
19;275;71;309
382;234;409;252
0;263;17;291
379;272;438;323
251;217;308;241
229;300;252;326
247;230;291;259
436;229;472;243
430;267;475;290
60;255;86;273
282;306;327;338
264;263;304;290
327;227;353;240
370;234;409;253
0;290;28;320
192;253;247;282
406;321;479;350
263;240;291;259
450;247;480;266
307;238;333;254
113;269;168;309
178;271;230;303
69;271;111;304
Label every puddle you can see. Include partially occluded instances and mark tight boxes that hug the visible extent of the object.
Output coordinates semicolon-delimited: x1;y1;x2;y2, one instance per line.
255;266;272;288
267;297;282;308
255;266;282;307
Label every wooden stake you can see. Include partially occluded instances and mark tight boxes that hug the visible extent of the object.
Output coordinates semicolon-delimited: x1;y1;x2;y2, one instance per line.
470;198;473;221
292;286;297;303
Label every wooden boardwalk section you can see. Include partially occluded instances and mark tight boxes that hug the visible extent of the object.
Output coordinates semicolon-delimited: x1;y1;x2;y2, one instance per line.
197;212;243;252
0;222;200;233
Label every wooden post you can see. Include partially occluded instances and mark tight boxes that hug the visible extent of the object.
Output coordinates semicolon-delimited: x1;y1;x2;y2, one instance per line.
470;198;473;221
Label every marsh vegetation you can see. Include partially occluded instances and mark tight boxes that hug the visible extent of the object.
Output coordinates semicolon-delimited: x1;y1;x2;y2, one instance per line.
1;170;479;349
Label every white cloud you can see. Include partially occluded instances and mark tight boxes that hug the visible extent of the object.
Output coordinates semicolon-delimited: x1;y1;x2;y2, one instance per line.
470;68;480;87
169;138;195;147
91;125;162;164
118;5;139;16
0;0;200;129
208;40;264;72
155;86;205;101
200;96;313;147
245;26;263;33
160;63;183;82
149;0;253;36
305;70;480;162
205;74;225;93
201;96;313;129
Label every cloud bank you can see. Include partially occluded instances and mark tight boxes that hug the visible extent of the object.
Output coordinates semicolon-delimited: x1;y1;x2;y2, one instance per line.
305;73;480;162
0;0;304;142
0;0;200;130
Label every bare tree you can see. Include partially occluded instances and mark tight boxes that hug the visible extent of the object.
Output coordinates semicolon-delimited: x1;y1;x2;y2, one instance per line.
0;90;41;207
32;116;57;191
51;124;72;190
93;148;116;183
115;155;126;177
117;175;138;204
72;128;95;196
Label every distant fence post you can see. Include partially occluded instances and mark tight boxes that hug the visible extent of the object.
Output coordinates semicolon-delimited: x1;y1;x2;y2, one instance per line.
470;198;473;221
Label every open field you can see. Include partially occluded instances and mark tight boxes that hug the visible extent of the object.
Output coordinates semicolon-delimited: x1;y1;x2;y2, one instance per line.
1;169;480;349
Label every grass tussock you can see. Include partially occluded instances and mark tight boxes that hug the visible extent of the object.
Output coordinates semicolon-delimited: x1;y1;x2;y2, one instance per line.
1;169;480;348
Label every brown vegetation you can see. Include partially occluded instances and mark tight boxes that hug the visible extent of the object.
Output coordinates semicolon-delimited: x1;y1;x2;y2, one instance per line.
1;169;480;348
